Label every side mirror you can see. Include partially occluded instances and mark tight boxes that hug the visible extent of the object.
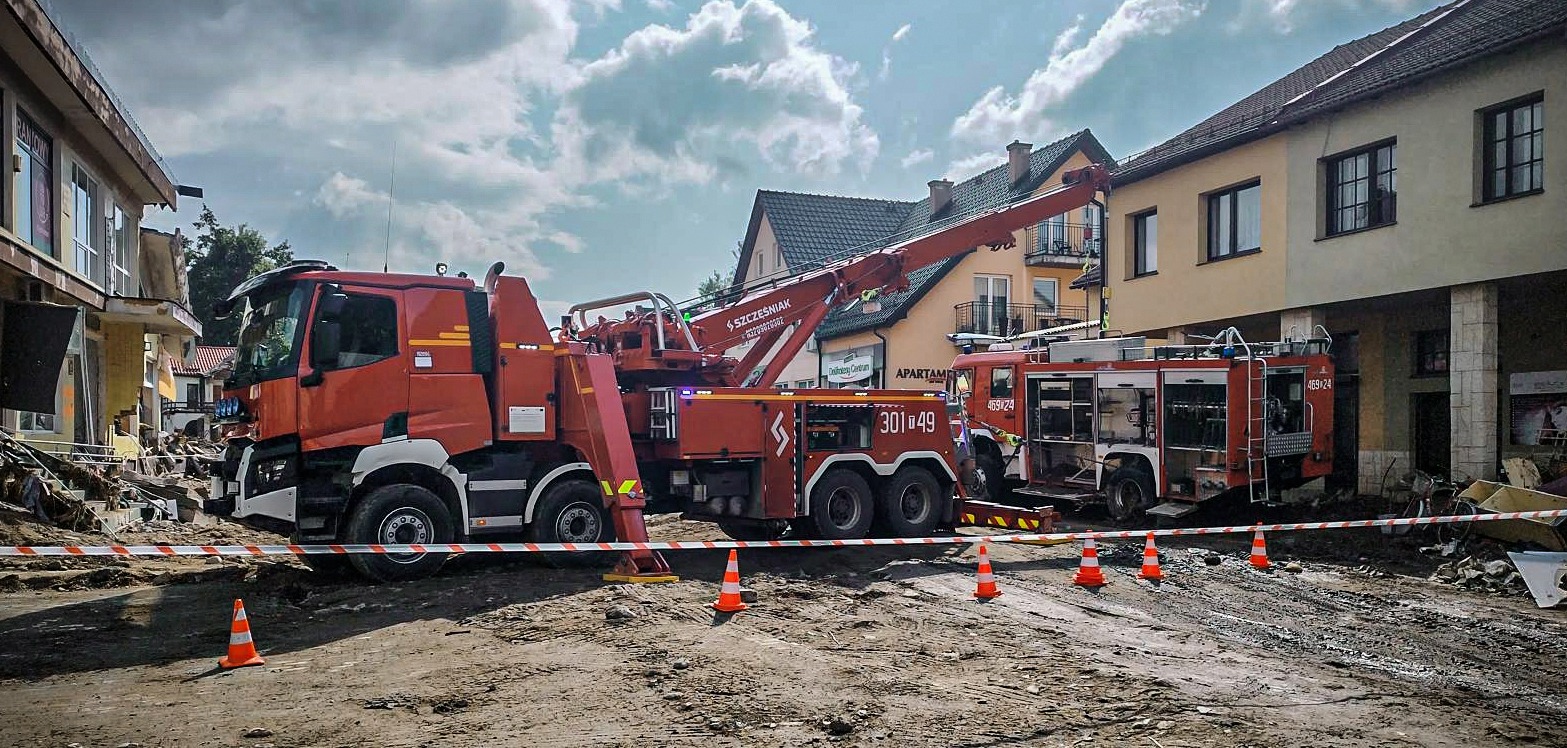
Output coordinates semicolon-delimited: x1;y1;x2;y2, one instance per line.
310;321;341;371
318;289;348;321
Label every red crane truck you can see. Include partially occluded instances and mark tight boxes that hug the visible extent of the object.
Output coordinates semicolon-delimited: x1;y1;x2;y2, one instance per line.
948;327;1335;522
205;165;1111;581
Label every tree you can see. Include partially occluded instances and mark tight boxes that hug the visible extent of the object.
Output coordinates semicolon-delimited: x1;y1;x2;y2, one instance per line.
185;205;294;346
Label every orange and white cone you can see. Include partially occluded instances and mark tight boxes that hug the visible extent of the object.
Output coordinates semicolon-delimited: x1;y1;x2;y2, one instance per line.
711;549;749;613
1136;533;1164;582
1249;528;1272;570
973;542;1002;600
218;598;265;669
1073;537;1108;588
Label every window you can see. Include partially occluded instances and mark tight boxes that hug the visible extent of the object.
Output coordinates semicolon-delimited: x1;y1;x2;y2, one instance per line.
186;383;201;403
1132;210;1157;276
973;275;1011;336
774;382;788;389
329;294;399;369
990;366;1014;398
1327;142;1396;235
1414;329;1449;376
72;165;103;285
1482;94;1544;201
1206;181;1261;260
108;203;132;295
14;112;54;255
16;410;57;432
1032;278;1058;314
795;379;814;389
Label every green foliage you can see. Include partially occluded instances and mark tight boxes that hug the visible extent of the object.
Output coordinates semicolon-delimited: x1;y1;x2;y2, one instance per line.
186;205;293;346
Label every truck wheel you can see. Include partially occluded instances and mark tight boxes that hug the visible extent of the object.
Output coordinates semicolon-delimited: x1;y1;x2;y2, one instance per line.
1105;465;1155;523
973;451;1007;502
875;466;944;537
527;480;615;567
344;484;453;582
805;469;875;540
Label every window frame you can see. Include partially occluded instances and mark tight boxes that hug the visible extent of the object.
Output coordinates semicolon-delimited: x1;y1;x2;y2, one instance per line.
1032;277;1058;314
1413;329;1450;378
1205;180;1262;261
71;163;104;286
1132;209;1157;276
14;109;55;256
1480;92;1545;203
990;365;1015;399
1324;140;1397;236
318;291;401;372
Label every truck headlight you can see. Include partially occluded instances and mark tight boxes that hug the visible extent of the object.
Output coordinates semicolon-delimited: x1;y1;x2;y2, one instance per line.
253;457;295;493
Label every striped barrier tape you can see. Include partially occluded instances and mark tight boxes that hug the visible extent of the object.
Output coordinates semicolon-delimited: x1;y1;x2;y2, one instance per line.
2;508;1565;556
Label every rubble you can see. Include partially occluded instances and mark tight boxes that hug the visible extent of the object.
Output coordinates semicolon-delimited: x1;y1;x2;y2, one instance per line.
1430;555;1528;595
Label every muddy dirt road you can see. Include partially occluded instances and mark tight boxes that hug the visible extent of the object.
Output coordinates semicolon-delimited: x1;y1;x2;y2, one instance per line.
1;517;1564;748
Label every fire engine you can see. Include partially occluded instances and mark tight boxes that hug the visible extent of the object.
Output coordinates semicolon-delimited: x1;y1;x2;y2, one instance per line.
948;328;1335;522
204;165;1114;581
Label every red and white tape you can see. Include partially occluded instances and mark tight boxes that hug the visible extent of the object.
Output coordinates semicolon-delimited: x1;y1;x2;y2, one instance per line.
2;509;1564;557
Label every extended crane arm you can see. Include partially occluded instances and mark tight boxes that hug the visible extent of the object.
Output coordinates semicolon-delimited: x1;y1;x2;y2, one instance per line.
692;163;1111;384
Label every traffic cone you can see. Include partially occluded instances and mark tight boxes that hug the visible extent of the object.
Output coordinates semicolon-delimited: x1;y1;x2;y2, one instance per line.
1136;533;1164;582
1249;528;1272;570
1073;537;1108;588
711;549;749;613
217;598;265;669
973;542;1002;600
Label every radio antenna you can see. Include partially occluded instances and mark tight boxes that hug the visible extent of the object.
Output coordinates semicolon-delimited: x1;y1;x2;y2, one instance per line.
382;139;398;273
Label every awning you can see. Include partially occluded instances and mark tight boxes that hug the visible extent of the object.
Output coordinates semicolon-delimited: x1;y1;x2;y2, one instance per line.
1069;265;1102;290
95;296;202;337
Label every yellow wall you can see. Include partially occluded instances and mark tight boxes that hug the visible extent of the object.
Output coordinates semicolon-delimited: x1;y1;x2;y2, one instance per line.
1105;134;1289;335
103;321;142;433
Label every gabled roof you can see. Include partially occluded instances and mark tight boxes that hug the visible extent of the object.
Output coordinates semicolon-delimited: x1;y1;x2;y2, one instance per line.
1114;0;1567;184
171;345;234;376
734;129;1113;341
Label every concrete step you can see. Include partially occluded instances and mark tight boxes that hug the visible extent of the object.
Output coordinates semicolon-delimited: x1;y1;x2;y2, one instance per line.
84;501;139;536
1147;501;1201;519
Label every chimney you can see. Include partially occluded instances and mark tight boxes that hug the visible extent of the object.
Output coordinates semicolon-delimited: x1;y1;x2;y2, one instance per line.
928;179;953;214
1007;140;1033;184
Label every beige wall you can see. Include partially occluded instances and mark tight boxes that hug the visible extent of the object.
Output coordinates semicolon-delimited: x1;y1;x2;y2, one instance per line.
1106;135;1290;335
732;214;823;385
1284;39;1567;308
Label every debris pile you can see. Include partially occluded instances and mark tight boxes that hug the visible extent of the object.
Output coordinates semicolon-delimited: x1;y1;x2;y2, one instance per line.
1429;555;1527;594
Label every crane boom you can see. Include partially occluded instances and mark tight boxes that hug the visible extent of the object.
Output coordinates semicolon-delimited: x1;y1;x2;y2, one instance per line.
571;163;1110;387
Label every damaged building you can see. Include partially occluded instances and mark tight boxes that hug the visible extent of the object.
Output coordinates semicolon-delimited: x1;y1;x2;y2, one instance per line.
0;0;197;454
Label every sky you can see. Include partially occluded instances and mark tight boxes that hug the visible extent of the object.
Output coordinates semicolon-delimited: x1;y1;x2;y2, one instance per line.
49;0;1445;320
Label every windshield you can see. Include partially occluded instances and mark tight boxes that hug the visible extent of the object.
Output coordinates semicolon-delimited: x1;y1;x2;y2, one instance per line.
230;282;310;386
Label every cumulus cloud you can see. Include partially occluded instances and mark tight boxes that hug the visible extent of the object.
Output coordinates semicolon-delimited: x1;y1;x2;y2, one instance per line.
900;148;934;168
53;0;878;281
950;0;1201;145
646;0;676;9
880;22;912;80
559;0;878;185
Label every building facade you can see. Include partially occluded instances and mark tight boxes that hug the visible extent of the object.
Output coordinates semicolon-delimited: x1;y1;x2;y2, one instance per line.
1104;0;1567;492
733;131;1114;391
0;0;196;451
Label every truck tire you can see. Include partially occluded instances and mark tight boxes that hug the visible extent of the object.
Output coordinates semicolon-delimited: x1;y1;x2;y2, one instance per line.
875;466;944;537
344;484;453;582
973;451;1007;503
1105;465;1155;523
804;469;875;540
527;479;615;567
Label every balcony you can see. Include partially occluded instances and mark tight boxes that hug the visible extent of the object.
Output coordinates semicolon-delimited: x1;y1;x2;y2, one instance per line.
161;401;214;416
954;302;1088;338
1025;222;1100;267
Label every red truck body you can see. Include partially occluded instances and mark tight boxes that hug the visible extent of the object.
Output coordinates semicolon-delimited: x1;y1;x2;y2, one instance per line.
948;331;1336;521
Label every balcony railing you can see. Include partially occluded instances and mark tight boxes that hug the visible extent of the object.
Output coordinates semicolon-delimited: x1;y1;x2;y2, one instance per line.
161;401;214;416
954;302;1088;338
1026;221;1100;267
